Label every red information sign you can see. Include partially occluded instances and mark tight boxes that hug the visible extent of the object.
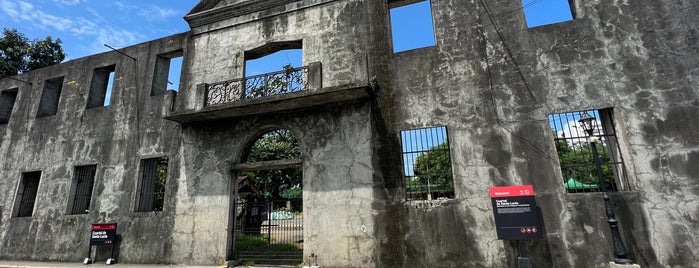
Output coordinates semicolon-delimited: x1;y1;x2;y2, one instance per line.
490;185;543;240
90;223;117;245
489;185;535;198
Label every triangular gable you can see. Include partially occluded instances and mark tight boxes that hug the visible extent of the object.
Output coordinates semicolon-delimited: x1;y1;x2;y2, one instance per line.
187;0;251;16
184;0;307;28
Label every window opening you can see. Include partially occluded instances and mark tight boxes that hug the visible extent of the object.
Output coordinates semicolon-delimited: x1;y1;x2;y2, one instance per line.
15;171;41;217
243;45;304;99
389;0;436;53
136;157;168;212
522;0;574;28
245;49;302;77
87;65;116;108
37;77;64;117
151;50;183;95
548;108;629;193
69;165;96;214
0;88;18;124
401;126;455;201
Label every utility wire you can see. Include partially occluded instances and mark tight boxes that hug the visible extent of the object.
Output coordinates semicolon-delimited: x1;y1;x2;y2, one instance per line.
476;0;558;164
479;0;538;102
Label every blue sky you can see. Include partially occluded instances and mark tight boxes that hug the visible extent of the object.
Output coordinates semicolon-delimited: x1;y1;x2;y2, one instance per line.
0;0;197;60
1;0;571;102
1;0;572;60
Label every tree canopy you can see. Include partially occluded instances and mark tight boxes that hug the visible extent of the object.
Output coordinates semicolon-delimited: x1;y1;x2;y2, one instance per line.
411;142;455;198
244;129;302;200
0;28;66;78
555;136;616;189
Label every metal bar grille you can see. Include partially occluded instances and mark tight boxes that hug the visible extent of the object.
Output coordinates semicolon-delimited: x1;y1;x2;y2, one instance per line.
17;171;41;217
548;109;629;193
137;158;168;212
401;126;454;201
232;199;303;264
71;165;96;214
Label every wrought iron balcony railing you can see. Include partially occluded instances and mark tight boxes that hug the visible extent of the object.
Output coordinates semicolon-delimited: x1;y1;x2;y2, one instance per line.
206;66;309;106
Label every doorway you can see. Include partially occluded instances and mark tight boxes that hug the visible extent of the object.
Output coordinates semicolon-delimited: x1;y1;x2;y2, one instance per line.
230;129;303;265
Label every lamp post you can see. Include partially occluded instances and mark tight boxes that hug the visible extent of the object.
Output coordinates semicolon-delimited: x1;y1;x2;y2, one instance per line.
578;113;634;265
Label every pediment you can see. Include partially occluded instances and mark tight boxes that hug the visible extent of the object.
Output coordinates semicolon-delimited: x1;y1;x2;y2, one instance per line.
187;0;251;15
185;0;307;28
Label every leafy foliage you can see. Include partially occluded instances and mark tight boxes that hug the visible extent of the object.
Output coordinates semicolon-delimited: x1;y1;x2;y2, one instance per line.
555;135;615;189
411;142;454;198
246;64;304;98
153;159;168;211
0;28;66;78
244;129;302;200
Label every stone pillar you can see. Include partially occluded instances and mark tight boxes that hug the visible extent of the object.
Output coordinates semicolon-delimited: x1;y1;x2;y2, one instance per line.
307;62;322;91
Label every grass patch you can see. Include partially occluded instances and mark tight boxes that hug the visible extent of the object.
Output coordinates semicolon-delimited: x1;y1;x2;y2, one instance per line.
235;235;269;251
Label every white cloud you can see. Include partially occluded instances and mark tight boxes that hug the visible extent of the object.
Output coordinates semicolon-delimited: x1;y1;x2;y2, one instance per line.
138;5;178;21
52;0;85;5
0;1;74;32
0;0;144;56
0;0;21;20
557;119;603;147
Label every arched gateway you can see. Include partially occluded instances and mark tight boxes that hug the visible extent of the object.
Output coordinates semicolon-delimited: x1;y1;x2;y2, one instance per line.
229;129;303;265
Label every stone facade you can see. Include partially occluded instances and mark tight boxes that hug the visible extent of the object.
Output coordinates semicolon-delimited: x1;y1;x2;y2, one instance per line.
0;0;697;267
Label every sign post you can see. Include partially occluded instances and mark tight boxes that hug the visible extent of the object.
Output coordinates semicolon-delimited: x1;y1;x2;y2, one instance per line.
84;223;117;265
489;185;542;268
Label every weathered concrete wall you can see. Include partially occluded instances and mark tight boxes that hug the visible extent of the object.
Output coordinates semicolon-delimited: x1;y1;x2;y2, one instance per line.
386;0;698;267
0;0;696;267
168;102;376;265
0;33;187;263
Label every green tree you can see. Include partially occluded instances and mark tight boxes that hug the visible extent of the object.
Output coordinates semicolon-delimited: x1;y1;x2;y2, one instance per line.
246;64;303;98
412;142;454;198
555;136;615;189
244;129;302;200
0;28;66;78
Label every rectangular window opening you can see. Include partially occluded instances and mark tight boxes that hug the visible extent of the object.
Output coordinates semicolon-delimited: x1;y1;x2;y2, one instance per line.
14;171;42;217
136;157;168;212
548;108;630;193
37;77;64;118
0;88;19;125
242;41;304;100
87;65;116;108
152;50;183;96
68;165;97;215
522;0;574;28
389;0;436;53
401;126;455;202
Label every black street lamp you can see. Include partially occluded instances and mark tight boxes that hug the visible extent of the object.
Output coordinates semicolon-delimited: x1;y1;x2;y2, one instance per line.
578;113;634;265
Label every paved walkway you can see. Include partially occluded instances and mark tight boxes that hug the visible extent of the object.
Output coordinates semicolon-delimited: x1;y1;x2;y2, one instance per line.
0;260;224;268
0;260;300;268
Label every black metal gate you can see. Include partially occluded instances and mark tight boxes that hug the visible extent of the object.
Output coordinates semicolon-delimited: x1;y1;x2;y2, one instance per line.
232;199;303;264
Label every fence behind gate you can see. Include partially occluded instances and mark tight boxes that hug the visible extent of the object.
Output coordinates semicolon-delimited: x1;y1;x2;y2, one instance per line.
232;199;303;264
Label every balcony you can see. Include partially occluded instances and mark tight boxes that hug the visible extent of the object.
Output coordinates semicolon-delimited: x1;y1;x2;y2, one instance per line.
165;62;372;124
206;65;309;106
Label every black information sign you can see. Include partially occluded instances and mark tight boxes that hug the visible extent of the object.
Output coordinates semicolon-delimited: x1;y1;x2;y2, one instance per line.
90;223;117;246
490;185;543;240
85;223;118;264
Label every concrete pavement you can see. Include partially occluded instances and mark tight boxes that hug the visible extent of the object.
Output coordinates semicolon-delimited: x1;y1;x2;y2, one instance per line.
0;260;224;268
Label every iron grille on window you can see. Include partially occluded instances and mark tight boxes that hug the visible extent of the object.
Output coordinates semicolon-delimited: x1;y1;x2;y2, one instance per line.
70;165;96;214
16;171;41;217
548;109;630;193
137;158;168;212
401;126;455;201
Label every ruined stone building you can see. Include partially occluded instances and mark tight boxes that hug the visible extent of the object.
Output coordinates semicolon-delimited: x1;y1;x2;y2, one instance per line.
0;0;696;267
